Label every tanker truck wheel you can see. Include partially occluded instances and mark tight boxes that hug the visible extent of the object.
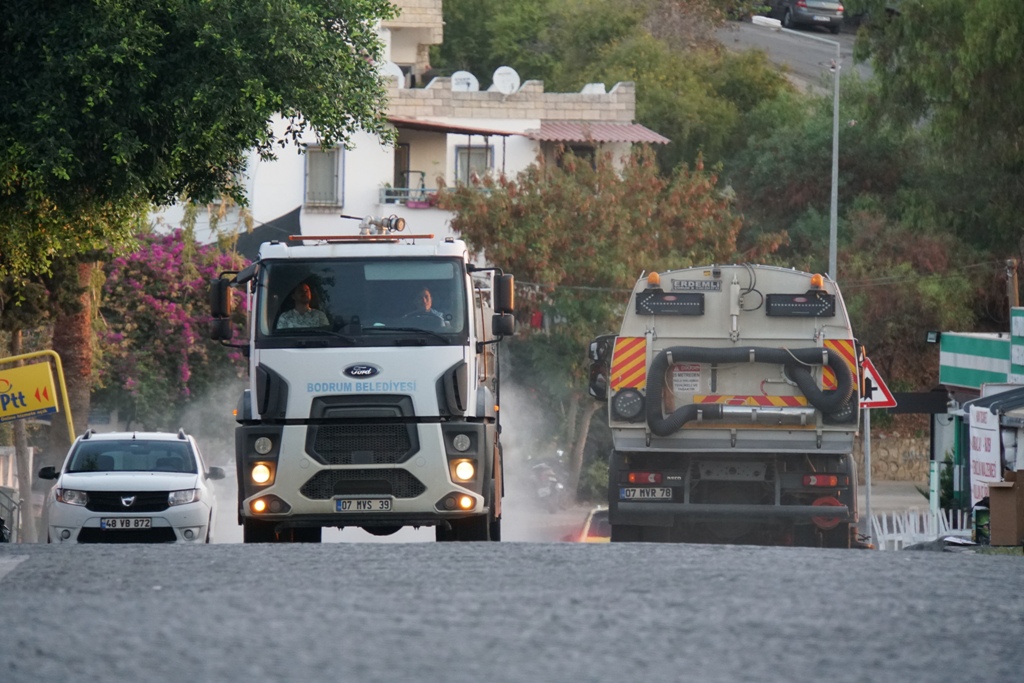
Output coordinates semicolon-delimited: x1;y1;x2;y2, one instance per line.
610;524;641;542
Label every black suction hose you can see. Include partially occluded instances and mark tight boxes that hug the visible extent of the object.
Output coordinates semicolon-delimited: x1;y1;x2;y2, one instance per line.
645;346;855;437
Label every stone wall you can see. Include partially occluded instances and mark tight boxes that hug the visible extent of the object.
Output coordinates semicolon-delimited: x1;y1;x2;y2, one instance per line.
851;436;930;484
389;79;637;122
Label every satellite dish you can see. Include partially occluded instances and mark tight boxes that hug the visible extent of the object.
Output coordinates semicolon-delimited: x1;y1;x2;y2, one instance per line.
381;61;405;89
490;66;521;95
451;71;479;92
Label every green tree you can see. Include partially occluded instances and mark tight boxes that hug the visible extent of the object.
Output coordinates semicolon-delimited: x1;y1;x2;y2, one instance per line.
838;204;979;388
0;0;397;278
441;148;784;496
852;0;1024;256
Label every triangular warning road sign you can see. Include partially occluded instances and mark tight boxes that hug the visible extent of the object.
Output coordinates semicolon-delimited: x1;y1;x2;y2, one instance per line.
860;357;897;408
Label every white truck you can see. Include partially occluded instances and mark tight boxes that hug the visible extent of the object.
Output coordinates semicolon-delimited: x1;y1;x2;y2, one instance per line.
589;264;863;547
210;216;515;542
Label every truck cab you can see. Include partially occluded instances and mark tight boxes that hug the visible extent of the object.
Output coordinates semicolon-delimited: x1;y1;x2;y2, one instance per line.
211;216;514;542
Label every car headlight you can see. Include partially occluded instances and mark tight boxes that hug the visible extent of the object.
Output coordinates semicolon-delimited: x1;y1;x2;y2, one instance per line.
56;489;88;506
168;489;201;506
612;388;645;421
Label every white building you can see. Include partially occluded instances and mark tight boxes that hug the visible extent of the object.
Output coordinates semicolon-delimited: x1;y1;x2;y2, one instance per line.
161;0;668;257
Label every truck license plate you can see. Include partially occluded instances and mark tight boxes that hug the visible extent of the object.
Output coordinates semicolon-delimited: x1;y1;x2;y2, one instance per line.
100;517;151;529
619;487;673;501
335;498;392;512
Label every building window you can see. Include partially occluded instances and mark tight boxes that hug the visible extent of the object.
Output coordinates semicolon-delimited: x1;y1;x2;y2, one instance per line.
455;146;493;184
305;147;342;206
558;144;596;169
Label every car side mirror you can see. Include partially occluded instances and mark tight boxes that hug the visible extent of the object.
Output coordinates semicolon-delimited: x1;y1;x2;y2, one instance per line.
38;466;58;480
207;466;226;481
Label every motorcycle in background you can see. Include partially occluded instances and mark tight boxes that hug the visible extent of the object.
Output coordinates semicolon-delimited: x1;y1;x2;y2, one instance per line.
531;462;566;513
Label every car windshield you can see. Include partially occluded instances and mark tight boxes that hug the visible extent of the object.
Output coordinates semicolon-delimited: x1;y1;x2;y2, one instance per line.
256;257;467;345
67;440;197;474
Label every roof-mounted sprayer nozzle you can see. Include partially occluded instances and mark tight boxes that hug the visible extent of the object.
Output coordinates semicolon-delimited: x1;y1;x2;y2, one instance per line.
357;215;406;236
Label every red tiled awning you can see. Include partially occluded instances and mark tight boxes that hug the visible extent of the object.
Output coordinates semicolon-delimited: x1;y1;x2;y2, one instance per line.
526;121;670;144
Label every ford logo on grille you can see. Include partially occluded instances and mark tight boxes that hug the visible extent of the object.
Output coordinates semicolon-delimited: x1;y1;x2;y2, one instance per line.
344;364;381;378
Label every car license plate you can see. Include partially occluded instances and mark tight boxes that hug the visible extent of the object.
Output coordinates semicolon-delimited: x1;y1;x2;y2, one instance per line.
335;498;392;512
813;15;830;21
100;517;151;529
619;487;673;501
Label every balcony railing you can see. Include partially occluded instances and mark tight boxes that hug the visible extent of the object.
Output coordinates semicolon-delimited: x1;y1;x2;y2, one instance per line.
379;186;441;207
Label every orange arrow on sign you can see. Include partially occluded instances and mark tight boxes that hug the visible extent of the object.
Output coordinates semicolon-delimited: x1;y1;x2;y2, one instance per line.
860;357;897;408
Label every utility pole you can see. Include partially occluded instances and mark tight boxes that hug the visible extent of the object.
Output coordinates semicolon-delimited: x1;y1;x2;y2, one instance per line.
1006;259;1019;311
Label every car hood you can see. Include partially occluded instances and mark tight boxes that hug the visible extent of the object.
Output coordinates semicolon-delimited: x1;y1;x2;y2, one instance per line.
58;472;200;491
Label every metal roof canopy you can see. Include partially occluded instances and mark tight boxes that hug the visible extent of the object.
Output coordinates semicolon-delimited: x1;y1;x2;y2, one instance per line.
526;121;670;145
961;385;1024;427
388;116;520;137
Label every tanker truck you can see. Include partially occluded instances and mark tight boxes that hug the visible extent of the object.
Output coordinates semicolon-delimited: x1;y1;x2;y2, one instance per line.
210;216;515;542
588;264;863;547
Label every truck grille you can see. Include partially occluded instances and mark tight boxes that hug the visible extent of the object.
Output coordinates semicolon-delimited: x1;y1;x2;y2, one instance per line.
85;491;170;513
300;469;426;499
311;424;414;465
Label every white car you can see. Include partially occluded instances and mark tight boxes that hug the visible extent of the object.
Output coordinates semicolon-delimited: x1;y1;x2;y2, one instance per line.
39;429;224;544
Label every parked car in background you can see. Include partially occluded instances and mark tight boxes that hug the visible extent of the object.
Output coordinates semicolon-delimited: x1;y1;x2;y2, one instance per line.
39;429;224;543
769;0;844;34
567;507;611;543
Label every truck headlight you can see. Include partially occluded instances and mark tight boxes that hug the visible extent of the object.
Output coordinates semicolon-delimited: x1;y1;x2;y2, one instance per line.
453;460;475;482
612;389;645;421
251;463;273;485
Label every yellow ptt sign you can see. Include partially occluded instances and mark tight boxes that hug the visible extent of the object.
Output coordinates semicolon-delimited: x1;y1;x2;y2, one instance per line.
0;362;59;423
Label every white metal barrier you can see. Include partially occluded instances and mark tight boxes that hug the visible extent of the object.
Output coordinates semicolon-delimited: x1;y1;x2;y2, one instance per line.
870;509;972;551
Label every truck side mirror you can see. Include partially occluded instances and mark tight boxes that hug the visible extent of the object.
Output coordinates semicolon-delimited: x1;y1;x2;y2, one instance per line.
588;335;615;401
210;318;234;342
492;313;515;337
210;278;233;318
494;274;515;314
38;466;58;480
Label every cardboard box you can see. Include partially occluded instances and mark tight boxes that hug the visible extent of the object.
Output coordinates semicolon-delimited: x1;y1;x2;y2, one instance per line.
988;471;1024;546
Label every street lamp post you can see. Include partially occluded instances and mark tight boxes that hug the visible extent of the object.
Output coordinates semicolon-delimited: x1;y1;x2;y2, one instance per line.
751;15;840;281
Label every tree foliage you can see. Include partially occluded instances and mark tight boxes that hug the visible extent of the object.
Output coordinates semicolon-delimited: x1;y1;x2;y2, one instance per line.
837;205;979;387
852;0;1024;257
0;0;397;278
93;229;247;430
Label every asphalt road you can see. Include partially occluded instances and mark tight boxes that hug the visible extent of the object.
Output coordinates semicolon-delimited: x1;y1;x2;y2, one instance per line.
2;540;1021;683
716;19;873;91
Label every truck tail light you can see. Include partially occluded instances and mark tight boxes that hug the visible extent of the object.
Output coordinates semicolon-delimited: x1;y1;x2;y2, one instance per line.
803;474;843;487
627;471;663;484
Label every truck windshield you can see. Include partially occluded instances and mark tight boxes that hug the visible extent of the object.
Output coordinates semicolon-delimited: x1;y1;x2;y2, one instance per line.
256;258;467;344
